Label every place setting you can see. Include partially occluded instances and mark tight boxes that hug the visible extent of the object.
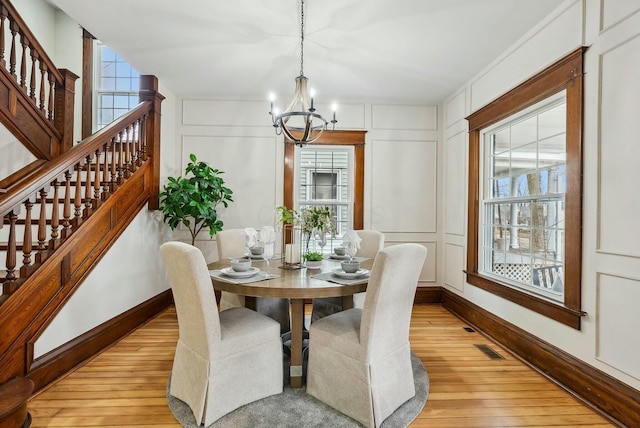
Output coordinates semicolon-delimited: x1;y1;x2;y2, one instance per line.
210;257;279;284
312;259;370;285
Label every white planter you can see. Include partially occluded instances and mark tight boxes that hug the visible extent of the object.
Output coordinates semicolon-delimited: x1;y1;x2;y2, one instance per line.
305;260;323;269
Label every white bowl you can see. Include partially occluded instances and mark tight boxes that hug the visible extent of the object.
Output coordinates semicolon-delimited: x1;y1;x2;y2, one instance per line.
250;246;264;256
231;258;252;272
341;261;361;273
334;247;346;256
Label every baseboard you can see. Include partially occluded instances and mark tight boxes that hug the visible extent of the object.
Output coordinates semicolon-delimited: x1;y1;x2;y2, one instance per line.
415;285;443;304
442;289;639;428
27;290;173;392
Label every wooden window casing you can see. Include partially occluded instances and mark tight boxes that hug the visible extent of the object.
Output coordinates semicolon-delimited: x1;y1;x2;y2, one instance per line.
284;130;366;231
465;47;586;329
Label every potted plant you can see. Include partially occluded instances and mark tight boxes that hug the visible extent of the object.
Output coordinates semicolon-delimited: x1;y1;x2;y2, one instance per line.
300;206;336;257
303;251;324;269
159;154;233;245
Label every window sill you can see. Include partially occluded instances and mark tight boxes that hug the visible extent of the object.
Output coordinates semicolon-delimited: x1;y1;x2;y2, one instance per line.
465;271;583;329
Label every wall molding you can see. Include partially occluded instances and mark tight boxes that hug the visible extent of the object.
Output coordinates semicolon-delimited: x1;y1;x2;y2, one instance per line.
442;289;640;427
415;286;443;304
27;290;173;392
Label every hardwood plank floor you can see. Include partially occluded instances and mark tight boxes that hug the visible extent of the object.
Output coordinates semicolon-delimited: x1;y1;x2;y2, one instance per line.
28;305;614;427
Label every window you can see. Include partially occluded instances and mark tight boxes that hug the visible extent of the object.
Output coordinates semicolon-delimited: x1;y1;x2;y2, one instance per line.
481;91;566;302
466;48;585;329
284;130;366;253
297;148;353;252
94;43;140;130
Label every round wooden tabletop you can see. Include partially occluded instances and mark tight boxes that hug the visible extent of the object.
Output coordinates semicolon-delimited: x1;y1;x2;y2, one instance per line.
208;257;372;299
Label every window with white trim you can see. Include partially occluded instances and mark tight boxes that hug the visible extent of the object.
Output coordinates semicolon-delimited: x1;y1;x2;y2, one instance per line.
296;147;353;253
94;42;140;130
480;91;566;301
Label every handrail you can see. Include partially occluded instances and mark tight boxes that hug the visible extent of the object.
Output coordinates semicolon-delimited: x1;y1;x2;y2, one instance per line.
0;101;152;215
0;1;63;84
0;91;160;296
0;0;77;156
0;0;64;120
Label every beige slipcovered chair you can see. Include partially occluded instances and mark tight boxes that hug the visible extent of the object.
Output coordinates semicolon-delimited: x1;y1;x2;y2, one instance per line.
160;241;283;426
311;230;385;322
216;229;291;334
306;243;427;428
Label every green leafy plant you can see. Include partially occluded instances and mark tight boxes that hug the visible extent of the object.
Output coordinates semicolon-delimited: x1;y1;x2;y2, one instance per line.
275;205;299;227
303;251;324;261
159;154;233;245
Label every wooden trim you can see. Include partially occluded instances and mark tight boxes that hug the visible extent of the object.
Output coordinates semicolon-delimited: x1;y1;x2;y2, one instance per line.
283;130;366;230
465;47;586;328
442;290;640;427
139;75;164;210
27;290;172;392
0;164;154;385
414;286;443;304
81;30;95;140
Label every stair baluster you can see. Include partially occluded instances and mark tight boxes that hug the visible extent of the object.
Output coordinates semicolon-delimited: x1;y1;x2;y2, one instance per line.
62;170;72;238
3;211;17;293
35;189;47;263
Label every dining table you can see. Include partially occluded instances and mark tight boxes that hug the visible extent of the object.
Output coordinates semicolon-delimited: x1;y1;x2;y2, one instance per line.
208;256;372;388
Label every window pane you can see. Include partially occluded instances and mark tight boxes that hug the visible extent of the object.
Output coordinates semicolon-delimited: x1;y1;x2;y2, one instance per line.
114;95;130;109
102;62;116;78
297;148;352;254
95;43;140;130
101;77;115;91
511;115;537;148
481;91;567;301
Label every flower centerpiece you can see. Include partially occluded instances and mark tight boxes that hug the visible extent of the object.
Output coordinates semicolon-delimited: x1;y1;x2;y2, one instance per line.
274;205;336;268
299;206;337;257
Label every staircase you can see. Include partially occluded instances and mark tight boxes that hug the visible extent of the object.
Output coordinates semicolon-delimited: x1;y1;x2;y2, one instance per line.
0;1;165;425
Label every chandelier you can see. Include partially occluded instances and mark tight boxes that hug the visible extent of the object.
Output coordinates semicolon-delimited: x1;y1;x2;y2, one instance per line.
269;0;336;147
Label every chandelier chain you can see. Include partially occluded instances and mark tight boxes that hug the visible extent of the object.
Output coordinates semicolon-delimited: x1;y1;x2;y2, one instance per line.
300;0;305;77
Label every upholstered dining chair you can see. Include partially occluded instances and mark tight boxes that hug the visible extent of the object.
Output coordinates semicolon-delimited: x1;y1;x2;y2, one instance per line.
160;241;283;426
216;228;291;334
311;230;385;322
306;243;427;428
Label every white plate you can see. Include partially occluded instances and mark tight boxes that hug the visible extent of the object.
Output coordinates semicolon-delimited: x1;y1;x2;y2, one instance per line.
332;268;369;279
220;267;260;278
329;254;351;260
244;253;267;260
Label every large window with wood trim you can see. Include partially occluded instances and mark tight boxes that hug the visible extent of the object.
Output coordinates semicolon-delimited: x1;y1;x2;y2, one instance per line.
284;130;365;253
466;48;585;329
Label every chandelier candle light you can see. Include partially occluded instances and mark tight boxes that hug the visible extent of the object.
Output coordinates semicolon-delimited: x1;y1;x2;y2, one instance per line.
269;0;337;147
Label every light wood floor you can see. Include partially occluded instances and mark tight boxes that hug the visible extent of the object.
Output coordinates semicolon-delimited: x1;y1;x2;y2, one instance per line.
28;305;614;427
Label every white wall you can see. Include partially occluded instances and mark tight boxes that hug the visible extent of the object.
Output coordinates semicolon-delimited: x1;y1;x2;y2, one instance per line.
442;0;640;390
173;98;440;286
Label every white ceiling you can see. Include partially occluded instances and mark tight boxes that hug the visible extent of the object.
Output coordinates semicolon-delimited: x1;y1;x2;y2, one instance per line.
48;0;566;104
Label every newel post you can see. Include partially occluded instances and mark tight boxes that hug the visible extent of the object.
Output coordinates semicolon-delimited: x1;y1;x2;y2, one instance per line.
53;68;79;156
139;75;164;210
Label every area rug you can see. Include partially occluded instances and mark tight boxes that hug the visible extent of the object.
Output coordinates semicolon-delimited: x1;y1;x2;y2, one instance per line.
166;352;429;427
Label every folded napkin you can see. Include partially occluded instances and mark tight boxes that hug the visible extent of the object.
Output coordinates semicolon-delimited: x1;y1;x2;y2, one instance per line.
341;230;361;255
260;225;276;244
245;227;258;248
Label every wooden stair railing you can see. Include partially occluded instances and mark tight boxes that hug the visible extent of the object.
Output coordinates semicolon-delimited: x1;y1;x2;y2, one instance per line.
0;75;163;387
0;0;77;159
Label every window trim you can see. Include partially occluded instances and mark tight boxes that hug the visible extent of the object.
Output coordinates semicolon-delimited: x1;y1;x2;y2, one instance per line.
284;130;366;231
465;47;586;329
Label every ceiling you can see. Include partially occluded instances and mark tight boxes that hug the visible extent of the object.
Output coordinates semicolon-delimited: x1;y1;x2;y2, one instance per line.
48;0;566;104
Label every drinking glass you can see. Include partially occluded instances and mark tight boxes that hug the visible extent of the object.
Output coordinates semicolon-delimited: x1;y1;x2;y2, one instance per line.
263;241;275;276
315;229;327;255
